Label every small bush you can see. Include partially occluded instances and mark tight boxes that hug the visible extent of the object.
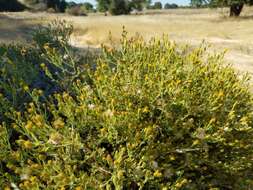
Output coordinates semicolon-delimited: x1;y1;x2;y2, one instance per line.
47;8;56;13
66;6;88;16
0;22;253;189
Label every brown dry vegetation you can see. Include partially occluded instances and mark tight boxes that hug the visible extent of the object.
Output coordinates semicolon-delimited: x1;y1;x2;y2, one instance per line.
1;7;253;78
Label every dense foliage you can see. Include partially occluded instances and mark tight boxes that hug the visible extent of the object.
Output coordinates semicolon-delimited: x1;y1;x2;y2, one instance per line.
164;3;178;9
0;0;26;11
1;22;253;189
0;0;66;12
96;0;150;15
109;0;131;15
191;0;253;16
152;2;163;9
66;6;88;16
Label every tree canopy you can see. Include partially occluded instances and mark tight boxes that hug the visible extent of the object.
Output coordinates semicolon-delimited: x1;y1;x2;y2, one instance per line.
0;0;67;12
0;0;26;11
191;0;253;16
96;0;150;14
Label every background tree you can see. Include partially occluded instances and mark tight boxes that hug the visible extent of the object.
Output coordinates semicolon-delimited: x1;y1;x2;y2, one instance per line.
96;0;150;14
66;1;77;7
0;0;26;11
129;0;151;10
219;0;253;16
190;0;206;7
164;3;178;9
109;0;131;15
82;2;94;11
45;0;67;12
153;1;162;9
97;0;110;12
192;0;253;16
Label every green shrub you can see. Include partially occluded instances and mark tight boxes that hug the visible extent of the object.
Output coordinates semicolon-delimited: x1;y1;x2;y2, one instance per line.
82;2;95;12
164;3;178;9
109;0;131;15
0;20;83;121
66;6;88;16
153;1;162;9
1;23;253;189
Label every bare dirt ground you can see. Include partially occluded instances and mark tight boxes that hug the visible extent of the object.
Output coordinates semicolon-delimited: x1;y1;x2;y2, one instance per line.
1;8;253;82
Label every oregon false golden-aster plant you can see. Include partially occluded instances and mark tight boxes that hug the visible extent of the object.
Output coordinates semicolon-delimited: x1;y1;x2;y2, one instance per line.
0;22;253;190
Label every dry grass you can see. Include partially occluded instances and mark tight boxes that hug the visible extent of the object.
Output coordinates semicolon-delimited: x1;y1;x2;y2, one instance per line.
1;7;253;77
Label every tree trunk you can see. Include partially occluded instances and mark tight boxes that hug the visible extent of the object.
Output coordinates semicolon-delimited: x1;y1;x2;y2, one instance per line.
230;3;244;17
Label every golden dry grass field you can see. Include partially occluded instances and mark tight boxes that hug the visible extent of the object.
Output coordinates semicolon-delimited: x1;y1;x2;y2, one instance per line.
1;7;253;78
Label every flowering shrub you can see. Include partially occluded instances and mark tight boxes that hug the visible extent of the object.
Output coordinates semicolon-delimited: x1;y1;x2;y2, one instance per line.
1;22;253;189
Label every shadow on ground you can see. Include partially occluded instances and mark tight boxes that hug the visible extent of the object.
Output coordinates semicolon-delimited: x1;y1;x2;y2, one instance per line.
0;14;39;44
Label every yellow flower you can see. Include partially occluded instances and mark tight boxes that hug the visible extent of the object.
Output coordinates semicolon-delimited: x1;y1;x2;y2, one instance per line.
240;116;249;125
142;106;149;113
6;163;16;170
21;48;27;55
11;151;20;160
75;187;83;190
30;164;41;170
4;186;11;190
192;139;200;146
217;90;224;99
29;102;34;107
209;118;216;124
100;127;107;135
104;109;114;117
23;85;29;91
169;155;176;161
106;154;113;165
49;132;62;145
175;178;188;188
38;90;43;95
25;121;33;130
28;108;34;113
43;43;50;50
53;118;65;129
63;92;69;100
32;114;44;127
144;126;153;137
40;63;46;68
38;154;46;160
16;112;21;117
153;170;162;177
117;170;124;178
23;180;31;187
30;176;38;183
23;140;33;149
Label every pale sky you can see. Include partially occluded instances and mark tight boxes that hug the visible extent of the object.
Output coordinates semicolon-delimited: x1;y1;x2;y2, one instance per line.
67;0;190;6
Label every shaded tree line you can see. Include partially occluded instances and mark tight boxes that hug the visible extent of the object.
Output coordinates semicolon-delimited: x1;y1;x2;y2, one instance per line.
191;0;253;16
96;0;151;15
97;0;179;15
0;0;26;11
0;0;66;12
0;0;179;15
